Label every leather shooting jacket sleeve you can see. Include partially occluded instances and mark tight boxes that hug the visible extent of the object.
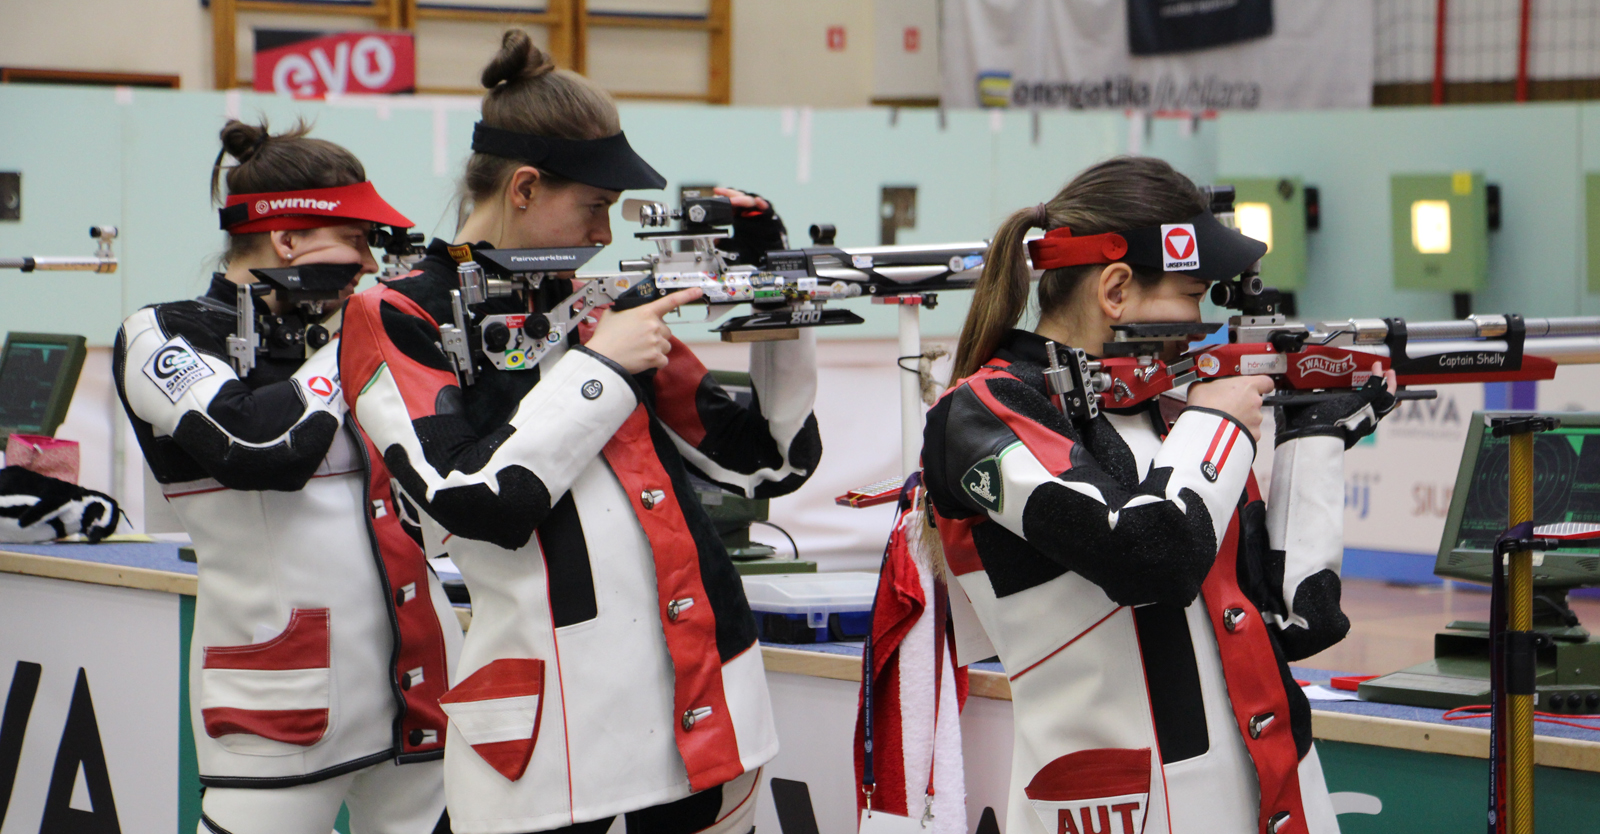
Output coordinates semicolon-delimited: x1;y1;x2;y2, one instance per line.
340;286;642;551
1261;433;1354;661
648;331;821;500
115;301;344;492
922;354;1257;608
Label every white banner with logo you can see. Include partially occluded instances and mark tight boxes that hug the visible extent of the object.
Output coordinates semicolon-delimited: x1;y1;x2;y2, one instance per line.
941;0;1373;111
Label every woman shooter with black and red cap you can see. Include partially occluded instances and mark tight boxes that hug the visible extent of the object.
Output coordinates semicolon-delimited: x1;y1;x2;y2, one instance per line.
113;119;462;834
919;157;1396;834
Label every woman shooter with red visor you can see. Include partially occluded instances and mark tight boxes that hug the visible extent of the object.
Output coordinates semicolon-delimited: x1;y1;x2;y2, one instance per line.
919;157;1396;834
114;119;462;834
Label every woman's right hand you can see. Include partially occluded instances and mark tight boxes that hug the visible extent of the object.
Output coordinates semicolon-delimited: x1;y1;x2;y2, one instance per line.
584;288;703;374
1187;375;1275;440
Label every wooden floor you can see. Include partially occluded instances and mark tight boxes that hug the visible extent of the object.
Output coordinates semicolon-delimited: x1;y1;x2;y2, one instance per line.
1300;578;1600;675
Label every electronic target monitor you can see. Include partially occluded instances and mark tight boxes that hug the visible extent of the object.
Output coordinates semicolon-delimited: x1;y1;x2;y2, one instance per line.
1436;411;1600;589
0;332;87;450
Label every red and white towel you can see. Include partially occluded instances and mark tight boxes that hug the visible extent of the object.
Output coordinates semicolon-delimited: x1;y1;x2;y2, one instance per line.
854;486;968;833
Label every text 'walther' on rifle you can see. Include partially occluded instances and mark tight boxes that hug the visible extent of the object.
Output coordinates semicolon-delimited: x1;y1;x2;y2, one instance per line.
434;193;989;387
1036;185;1600;423
0;226;119;273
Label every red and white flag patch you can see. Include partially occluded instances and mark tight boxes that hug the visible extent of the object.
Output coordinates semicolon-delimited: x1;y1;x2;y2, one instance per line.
200;607;331;746
1200;418;1243;483
439;658;546;781
305;374;339;402
1025;748;1151;834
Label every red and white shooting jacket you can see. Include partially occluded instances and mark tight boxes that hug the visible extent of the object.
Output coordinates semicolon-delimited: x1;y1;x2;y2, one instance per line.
339;240;821;833
921;330;1349;834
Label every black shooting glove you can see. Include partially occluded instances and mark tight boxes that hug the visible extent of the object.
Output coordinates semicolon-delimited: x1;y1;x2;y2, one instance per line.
1274;376;1398;449
717;191;788;266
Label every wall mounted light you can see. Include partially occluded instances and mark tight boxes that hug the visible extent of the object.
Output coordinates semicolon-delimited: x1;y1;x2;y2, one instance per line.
1391;172;1498;316
1215;177;1317;313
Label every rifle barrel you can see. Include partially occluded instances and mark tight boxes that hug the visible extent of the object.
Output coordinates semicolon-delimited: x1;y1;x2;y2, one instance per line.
0;256;118;273
1318;315;1600;343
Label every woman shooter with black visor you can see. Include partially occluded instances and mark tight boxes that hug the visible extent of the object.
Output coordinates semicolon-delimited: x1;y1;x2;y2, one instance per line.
115;120;462;834
338;32;820;834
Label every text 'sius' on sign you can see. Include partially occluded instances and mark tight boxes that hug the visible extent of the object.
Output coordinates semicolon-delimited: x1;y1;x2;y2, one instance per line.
253;30;416;100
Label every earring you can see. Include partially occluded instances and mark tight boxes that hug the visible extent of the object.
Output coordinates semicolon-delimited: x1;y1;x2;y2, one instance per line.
518;204;528;210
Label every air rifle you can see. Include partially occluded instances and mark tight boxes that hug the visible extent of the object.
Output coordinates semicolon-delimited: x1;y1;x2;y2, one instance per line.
0;226;119;273
1039;190;1600;423
438;194;987;386
226;262;361;376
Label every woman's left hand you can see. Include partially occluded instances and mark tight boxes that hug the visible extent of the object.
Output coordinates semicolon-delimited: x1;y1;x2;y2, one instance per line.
713;186;769;213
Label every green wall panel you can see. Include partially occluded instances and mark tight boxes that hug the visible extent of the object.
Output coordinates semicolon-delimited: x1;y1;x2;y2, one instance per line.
0;86;126;344
5;89;1600;346
1216;104;1587;322
1318;739;1600;833
1390;171;1489;293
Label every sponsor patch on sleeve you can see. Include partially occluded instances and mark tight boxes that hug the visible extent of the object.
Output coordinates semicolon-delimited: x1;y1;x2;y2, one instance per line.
304;374;339;402
961;454;1005;514
142;335;215;403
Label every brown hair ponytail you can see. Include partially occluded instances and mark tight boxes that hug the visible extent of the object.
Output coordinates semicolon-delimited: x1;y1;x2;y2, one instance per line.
461;29;620;217
950;207;1043;381
950;156;1209;380
210;118;366;264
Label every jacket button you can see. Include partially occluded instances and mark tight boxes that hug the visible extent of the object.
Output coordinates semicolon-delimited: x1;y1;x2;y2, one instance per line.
1249;712;1275;739
408;728;424;746
400;674;412;691
667;597;695;622
681;706;713;731
641;489;666;509
394;589;406;607
1223;607;1247;632
1267;811;1292;833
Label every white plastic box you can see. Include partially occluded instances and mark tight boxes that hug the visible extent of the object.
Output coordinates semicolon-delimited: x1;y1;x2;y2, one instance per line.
741;571;879;643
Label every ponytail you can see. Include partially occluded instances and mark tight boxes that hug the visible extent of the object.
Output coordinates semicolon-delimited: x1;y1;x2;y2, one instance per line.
950;156;1209;379
950;207;1047;381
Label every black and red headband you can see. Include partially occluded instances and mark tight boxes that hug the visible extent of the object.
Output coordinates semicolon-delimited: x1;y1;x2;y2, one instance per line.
1027;210;1265;283
220;182;413;234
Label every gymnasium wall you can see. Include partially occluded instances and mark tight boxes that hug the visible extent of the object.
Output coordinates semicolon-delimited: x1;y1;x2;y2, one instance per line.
4;85;1600;570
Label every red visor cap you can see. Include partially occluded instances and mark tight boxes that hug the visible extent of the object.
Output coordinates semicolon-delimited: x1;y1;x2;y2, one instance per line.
221;182;413;234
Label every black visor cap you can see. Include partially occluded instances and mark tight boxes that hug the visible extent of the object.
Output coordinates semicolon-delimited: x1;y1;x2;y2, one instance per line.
1117;210;1267;283
471;123;667;192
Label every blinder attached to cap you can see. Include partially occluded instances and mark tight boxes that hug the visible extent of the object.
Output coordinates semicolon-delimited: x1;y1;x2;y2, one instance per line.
471;123;667;192
1026;210;1266;284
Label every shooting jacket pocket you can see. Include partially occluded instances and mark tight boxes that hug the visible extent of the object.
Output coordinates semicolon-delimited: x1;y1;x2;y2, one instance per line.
1024;747;1152;834
199;607;333;752
439;657;547;782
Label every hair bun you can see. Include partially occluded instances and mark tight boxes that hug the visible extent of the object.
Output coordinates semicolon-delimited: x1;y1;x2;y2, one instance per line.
219;119;269;163
482;29;557;89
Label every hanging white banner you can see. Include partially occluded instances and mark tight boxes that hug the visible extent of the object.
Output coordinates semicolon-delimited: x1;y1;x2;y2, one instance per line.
941;0;1373;111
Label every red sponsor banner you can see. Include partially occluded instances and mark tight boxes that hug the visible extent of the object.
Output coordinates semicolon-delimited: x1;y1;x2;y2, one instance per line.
253;30;415;99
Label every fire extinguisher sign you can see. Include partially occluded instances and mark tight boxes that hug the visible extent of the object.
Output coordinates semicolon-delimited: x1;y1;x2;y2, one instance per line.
253;30;416;99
